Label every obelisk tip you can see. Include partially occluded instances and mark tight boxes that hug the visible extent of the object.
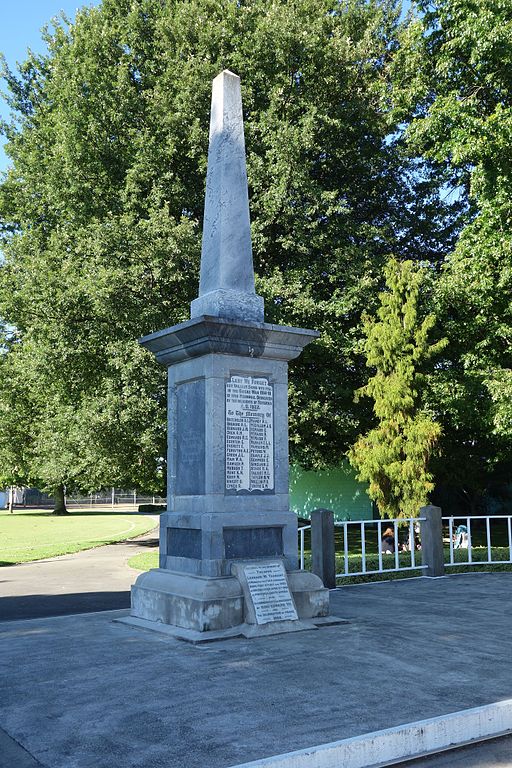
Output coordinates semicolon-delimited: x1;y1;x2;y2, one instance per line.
190;69;264;324
216;69;239;79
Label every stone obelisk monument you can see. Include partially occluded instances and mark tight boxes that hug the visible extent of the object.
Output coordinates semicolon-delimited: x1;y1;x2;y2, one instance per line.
125;70;330;640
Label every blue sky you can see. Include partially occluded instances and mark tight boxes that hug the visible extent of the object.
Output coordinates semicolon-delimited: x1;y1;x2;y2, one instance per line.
1;1;413;174
0;1;99;173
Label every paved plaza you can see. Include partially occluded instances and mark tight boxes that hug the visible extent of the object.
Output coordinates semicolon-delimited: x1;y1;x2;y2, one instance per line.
1;572;511;767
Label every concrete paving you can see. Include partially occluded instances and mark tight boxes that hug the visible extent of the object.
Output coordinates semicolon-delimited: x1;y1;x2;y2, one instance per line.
0;520;158;620
0;572;512;768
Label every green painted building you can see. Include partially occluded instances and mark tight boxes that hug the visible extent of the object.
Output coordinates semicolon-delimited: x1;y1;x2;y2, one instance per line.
290;461;373;522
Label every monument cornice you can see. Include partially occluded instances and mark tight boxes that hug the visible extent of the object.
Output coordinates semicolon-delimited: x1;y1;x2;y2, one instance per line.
139;315;320;365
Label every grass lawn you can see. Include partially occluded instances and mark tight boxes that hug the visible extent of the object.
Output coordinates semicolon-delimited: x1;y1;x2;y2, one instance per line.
128;551;159;571
127;543;512;583
0;508;157;566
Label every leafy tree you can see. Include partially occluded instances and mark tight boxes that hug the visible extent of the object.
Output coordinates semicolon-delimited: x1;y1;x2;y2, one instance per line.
396;0;512;511
0;327;38;492
0;0;458;497
348;258;447;518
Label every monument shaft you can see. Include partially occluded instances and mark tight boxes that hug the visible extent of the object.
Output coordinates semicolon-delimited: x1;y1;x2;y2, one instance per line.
191;70;264;324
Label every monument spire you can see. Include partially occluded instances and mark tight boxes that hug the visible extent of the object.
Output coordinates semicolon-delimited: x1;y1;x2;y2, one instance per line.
190;70;264;324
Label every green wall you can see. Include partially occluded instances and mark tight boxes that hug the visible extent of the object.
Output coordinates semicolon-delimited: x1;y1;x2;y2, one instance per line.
289;461;373;522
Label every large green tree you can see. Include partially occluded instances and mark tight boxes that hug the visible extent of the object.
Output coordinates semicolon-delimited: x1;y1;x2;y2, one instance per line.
395;0;512;512
0;0;457;496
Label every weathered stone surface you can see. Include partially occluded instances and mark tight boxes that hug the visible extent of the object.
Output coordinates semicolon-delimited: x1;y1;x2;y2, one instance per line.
130;569;244;631
139;316;319;366
165;354;293;517
191;290;264;324
420;505;445;578
158;510;298;577
130;566;330;634
311;508;336;589
287;570;330;619
190;70;264;323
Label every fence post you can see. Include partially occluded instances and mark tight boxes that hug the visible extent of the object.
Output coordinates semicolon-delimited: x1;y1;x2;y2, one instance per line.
311;508;336;589
420;505;445;577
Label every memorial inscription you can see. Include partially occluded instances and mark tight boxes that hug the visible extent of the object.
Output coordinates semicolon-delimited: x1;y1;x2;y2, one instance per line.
225;375;274;493
244;561;298;624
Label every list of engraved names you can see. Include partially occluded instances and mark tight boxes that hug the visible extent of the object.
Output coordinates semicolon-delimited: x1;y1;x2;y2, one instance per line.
225;375;274;492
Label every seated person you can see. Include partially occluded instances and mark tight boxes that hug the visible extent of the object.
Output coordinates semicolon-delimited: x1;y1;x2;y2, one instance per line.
381;527;396;554
454;524;468;549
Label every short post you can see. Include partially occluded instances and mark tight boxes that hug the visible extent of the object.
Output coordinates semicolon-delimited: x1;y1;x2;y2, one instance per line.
420;505;445;577
311;508;336;589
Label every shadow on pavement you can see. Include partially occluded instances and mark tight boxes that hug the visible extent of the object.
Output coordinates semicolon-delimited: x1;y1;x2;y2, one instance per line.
120;537;158;548
0;591;130;622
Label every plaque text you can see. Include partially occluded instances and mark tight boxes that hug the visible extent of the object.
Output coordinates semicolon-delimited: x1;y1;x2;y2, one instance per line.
225;375;274;492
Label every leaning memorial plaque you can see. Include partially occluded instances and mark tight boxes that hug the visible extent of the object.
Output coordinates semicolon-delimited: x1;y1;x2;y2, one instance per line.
225;375;274;493
244;561;298;624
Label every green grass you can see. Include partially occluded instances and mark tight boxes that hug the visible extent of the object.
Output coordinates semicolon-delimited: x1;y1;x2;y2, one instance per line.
127;544;512;583
0;508;157;566
128;551;160;571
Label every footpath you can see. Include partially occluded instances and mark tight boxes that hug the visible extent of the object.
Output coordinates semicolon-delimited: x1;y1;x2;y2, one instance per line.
0;518;158;620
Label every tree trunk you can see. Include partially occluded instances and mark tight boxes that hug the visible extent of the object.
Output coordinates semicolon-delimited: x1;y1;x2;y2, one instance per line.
8;486;13;514
52;483;69;515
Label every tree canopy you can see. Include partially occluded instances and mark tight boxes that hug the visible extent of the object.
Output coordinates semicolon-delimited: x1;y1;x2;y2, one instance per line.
397;0;512;511
0;0;509;515
0;0;452;494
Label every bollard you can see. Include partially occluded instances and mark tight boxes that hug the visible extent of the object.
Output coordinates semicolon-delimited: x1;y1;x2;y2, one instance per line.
420;505;445;577
311;508;336;589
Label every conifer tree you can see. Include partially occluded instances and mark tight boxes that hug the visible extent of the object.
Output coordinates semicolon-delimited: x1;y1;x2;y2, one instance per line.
348;259;446;518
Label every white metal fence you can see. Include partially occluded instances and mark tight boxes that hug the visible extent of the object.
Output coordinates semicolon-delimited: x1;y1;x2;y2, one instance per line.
444;515;512;567
298;517;428;579
299;512;512;583
334;518;427;578
299;525;311;570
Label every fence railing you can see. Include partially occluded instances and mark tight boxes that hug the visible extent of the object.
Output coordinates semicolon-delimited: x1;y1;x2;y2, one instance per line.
6;487;165;509
65;491;166;507
300;507;512;587
443;515;512;567
334;518;427;578
299;525;311;570
298;516;428;581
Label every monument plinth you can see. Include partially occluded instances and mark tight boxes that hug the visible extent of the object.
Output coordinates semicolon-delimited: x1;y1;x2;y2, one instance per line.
125;70;331;641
